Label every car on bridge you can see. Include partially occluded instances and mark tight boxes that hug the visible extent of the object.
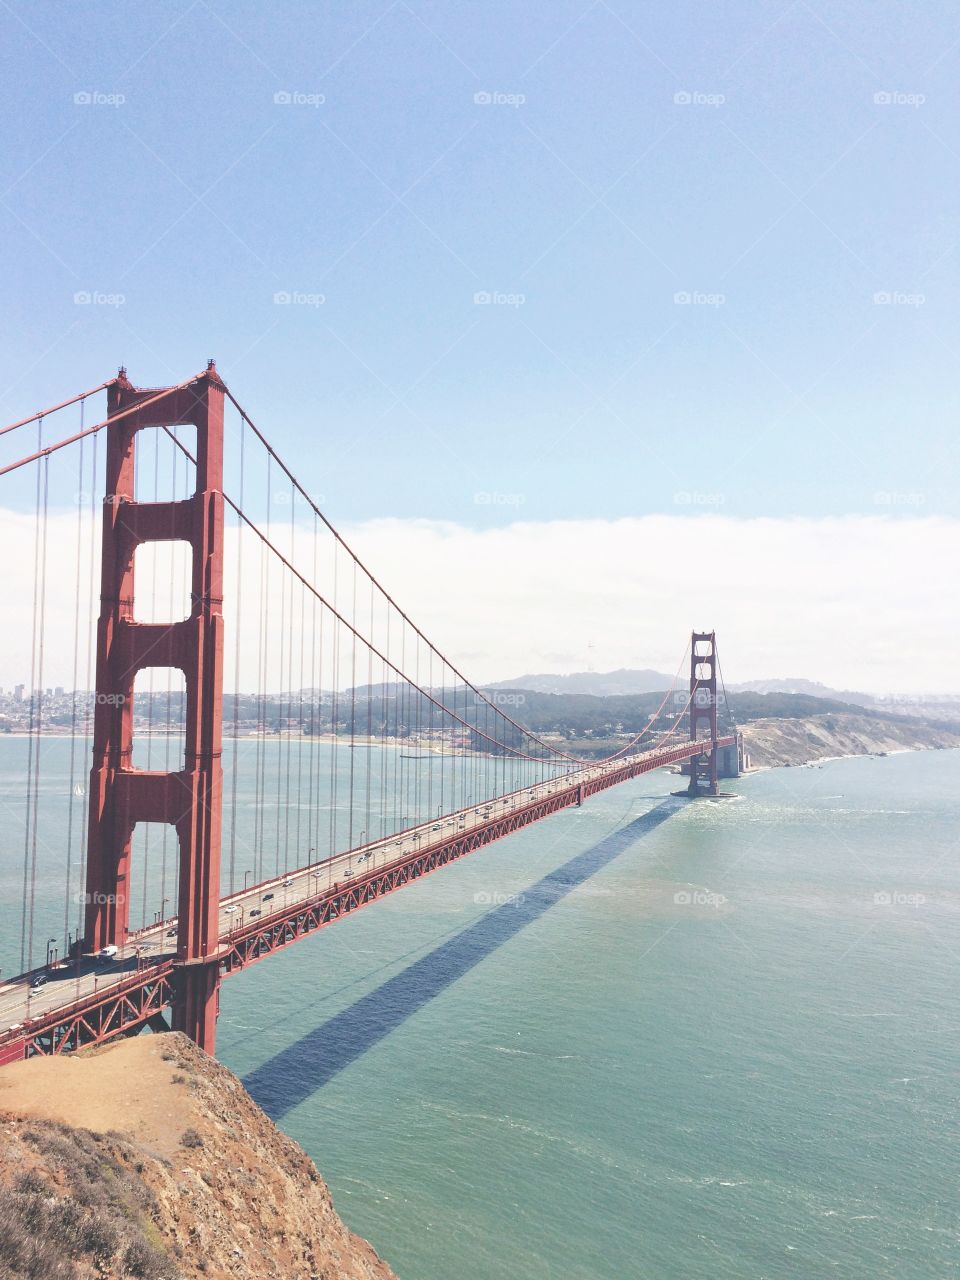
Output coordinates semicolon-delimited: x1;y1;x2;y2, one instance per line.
30;973;48;989
98;945;118;963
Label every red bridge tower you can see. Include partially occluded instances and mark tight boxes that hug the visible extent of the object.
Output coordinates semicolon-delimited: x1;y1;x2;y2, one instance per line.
83;364;225;1052
687;630;720;797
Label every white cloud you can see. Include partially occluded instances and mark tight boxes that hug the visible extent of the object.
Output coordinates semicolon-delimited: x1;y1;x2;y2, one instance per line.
341;515;956;694
1;510;955;696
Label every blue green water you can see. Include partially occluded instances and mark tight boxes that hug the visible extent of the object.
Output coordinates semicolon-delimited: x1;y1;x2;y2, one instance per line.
3;745;959;1276
215;749;960;1279
0;736;557;974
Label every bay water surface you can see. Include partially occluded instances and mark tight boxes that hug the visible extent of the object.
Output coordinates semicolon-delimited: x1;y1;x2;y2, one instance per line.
220;749;960;1279
2;743;958;1277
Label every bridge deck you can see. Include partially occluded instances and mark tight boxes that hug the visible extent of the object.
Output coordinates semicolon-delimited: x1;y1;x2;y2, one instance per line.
0;737;734;1061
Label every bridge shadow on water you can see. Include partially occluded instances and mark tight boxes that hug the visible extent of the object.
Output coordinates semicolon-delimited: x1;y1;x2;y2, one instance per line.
243;798;681;1119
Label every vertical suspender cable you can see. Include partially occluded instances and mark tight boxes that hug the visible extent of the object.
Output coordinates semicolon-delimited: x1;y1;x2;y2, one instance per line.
228;415;245;895
25;453;50;978
20;426;43;975
64;421;86;954
347;557;358;859
74;431;98;985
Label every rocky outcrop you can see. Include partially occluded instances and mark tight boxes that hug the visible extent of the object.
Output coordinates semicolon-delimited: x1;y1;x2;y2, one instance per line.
0;1034;397;1280
742;712;960;768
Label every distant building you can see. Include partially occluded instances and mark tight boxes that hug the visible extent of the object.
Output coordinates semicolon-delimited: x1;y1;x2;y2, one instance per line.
14;684;24;703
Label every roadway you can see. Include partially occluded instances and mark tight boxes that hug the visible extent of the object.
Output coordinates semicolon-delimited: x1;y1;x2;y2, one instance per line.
0;742;700;1037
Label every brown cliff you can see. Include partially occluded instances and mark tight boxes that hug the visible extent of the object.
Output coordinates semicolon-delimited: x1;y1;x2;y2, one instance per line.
742;711;960;768
0;1033;397;1280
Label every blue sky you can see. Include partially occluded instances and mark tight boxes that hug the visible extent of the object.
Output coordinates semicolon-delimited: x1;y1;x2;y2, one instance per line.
2;0;958;530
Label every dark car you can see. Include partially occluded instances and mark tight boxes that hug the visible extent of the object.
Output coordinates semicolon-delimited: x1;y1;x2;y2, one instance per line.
166;928;177;938
30;973;48;989
249;908;262;917
262;892;274;901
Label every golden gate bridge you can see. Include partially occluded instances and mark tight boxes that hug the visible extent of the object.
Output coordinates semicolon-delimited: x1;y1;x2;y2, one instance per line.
0;363;738;1063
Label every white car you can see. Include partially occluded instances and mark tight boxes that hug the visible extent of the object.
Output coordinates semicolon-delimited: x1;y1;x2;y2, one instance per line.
224;905;240;915
282;877;295;887
98;945;118;961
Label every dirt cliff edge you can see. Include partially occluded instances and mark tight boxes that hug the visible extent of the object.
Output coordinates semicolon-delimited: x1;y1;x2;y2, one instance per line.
0;1032;398;1280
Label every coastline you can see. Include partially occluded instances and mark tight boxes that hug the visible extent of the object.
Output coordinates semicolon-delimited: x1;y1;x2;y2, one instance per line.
737;711;960;770
5;715;960;774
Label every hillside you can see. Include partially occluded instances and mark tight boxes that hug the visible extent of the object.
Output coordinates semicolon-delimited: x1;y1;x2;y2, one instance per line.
476;683;960;767
488;668;960;718
742;712;960;768
0;1034;396;1280
487;668;675;696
